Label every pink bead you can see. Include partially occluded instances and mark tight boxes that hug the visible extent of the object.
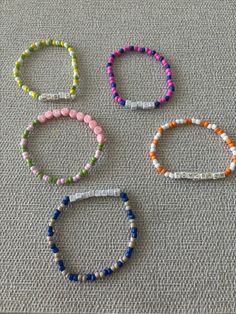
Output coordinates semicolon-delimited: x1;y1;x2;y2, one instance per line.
166;69;172;75
162;59;168;66
166;90;173;97
111;87;117;93
43;175;48;182
84;114;92;124
94;126;103;135
89;120;97;130
160;97;166;104
106;67;112;74
45;111;53;119
95;150;102;159
60;178;65;185
97;133;105;143
114;50;121;57
137;47;142;53
53;109;62;118
167;79;172;84
108;57;114;63
61;108;70;116
26;125;33;132
69;109;77;119
134;45;139;51
167;81;173;87
38;114;47;123
32;167;38;175
109;78;115;84
154;53;160;60
73;175;80;182
147;49;152;56
124;46;130;52
114;96;119;102
76;112;85;121
84;163;92;171
22;152;29;160
56;179;61;185
117;96;122;102
21;139;27;145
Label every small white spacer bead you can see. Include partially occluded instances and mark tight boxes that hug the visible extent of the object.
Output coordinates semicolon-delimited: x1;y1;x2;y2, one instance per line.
130;222;136;228
153;160;160;167
111;265;117;272
81;275;86;282
168;172;175;179
162;123;169;130
122;256;128;263
230;162;236;171
125;205;131;211
99;272;104;278
150;144;156;150
154;133;162;140
130;237;136;243
47;236;53;242
54;257;60;263
78;274;82;282
94;272;100;279
230;147;236;152
164;171;170;177
58;204;65;211
64;42;69;48
211;124;217;129
129;241;135;248
62;270;69;277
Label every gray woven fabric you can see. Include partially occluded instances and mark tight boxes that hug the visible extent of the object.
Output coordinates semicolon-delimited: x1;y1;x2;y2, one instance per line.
1;0;236;313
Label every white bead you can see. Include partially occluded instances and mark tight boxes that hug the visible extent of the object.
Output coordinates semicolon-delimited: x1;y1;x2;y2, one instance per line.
58;204;65;211
81;275;86;282
99;272;104;278
207;124;212;129
164;171;170;177
54;257;60;262
162;123;169;130
124;201;129;206
125;205;131;210
222;135;228;141
64;42;69;48
38;95;42;101
211;124;217;129
130;222;136;228
47;236;53;242
130;237;136;243
78;274;82;281
113;263;119;271
62;270;69;277
111;265;116;272
150;143;156;150
154;133;162;140
71;94;76;99
95;272;100;279
230;162;236;171
230;146;236;152
153;160;160;167
168;172;175;179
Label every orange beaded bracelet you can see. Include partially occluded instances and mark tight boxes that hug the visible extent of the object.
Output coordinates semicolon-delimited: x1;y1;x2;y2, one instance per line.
149;118;236;180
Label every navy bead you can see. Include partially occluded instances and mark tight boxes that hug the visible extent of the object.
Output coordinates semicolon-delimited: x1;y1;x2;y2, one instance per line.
151;50;156;55
117;260;123;268
62;196;70;205
140;47;145;53
47;226;54;236
166;75;172;80
68;273;78;281
113;92;119;98
119;48;124;53
164;64;170;69
107;268;113;275
125;247;133;258
169;85;175;91
51;244;59;253
110;53;115;58
129;45;134;51
119;100;126;107
111;82;116;88
52;209;60;220
58;264;65;272
57;260;64;267
91;273;96;281
159;56;164;62
127;209;135;220
165;96;170;101
109;72;114;77
155;101;161;108
131;227;138;238
120;192;129;202
86;273;92;281
103;268;109;276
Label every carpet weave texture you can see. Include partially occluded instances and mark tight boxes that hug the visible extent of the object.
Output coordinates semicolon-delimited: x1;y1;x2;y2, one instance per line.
1;0;236;313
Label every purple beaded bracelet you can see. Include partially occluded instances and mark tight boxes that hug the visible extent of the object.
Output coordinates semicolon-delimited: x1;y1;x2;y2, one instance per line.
106;44;175;110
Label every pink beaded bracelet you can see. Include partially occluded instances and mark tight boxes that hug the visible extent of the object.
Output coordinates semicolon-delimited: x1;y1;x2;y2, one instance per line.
106;45;175;110
20;108;106;185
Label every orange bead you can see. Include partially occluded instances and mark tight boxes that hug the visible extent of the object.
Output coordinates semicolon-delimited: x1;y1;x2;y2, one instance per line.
157;127;164;134
169;121;177;128
152;139;158;145
200;120;209;127
184;118;192;125
224;168;232;176
228;142;235;148
232;156;236;163
149;152;156;158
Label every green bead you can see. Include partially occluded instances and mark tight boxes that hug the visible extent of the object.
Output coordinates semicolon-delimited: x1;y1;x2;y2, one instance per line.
48;176;56;183
22;130;29;138
71;85;76;91
97;143;104;150
36;171;44;179
20;146;27;152
26;158;32;167
29;47;34;52
79;169;88;177
21;143;27;150
32;119;39;126
21;54;26;59
90;157;97;165
65;176;73;184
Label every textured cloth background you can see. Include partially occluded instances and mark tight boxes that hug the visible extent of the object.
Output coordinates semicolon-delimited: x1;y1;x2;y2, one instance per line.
1;0;236;313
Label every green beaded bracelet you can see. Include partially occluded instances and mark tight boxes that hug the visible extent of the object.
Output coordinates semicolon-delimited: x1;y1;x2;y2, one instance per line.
13;39;78;101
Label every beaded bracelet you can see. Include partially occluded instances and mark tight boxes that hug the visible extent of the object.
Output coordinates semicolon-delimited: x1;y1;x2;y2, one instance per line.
13;39;78;101
149;118;236;180
20;108;106;185
47;189;137;282
106;44;175;110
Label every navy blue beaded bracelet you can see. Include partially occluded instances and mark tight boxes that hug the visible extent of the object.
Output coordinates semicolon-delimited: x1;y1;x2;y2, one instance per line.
47;189;137;283
106;44;175;109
